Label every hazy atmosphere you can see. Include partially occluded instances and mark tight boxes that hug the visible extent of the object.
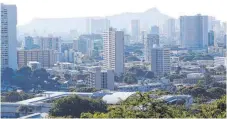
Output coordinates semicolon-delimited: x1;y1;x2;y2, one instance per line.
1;0;226;118
1;0;227;25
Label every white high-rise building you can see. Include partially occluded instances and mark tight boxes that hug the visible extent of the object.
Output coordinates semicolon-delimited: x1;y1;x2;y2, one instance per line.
131;20;140;43
180;14;208;49
0;4;17;69
88;67;114;90
103;28;124;76
151;45;170;76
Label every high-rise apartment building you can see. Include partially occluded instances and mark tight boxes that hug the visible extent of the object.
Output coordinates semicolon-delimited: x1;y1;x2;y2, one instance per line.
141;30;147;45
151;45;170;76
63;49;75;63
88;67;114;90
144;34;159;62
0;4;17;69
35;36;61;52
131;20;140;43
86;18;110;34
73;34;102;56
144;25;160;62
17;50;56;68
103;28;124;76
163;19;176;45
180;14;208;49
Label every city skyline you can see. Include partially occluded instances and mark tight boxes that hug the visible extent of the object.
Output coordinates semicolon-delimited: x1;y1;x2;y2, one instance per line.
1;1;227;118
1;0;227;25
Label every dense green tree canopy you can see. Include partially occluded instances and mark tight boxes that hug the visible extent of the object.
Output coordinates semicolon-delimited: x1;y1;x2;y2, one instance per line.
49;95;107;118
1;91;34;102
80;93;226;118
69;87;99;92
1;67;60;91
122;73;138;84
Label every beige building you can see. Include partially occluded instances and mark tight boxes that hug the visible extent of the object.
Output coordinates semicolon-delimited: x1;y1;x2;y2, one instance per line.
17;50;56;69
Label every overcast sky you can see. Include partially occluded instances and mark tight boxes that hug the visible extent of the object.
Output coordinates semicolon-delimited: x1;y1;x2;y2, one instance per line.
1;0;227;25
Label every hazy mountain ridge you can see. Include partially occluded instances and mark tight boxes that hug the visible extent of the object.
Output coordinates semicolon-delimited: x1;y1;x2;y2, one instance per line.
18;8;172;36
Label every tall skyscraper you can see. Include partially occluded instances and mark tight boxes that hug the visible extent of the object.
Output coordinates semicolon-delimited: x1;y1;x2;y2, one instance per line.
131;20;140;43
163;19;176;45
208;30;214;46
24;36;34;50
103;28;124;76
144;34;159;62
180;14;208;49
0;4;17;69
144;26;160;62
151;45;170;77
141;30;147;45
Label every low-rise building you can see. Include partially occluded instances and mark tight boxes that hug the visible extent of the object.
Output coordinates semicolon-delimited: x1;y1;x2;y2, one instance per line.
27;61;41;70
117;83;164;92
208;46;226;56
214;57;225;67
17;50;57;68
88;67;114;90
186;73;204;84
54;62;74;70
196;60;214;66
170;56;180;63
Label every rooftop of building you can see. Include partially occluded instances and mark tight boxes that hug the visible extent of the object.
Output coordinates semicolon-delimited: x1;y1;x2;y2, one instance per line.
14;91;136;105
158;95;192;102
118;83;163;88
28;61;40;64
102;92;136;104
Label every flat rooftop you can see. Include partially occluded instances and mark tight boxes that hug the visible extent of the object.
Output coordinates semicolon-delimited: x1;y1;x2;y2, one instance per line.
17;91;94;104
